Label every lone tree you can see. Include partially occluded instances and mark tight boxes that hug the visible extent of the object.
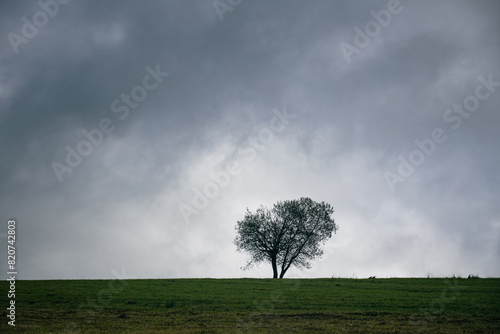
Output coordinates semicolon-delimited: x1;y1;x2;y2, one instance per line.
234;197;337;279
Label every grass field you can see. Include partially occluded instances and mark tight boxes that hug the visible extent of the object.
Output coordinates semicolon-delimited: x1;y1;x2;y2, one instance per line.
1;277;499;333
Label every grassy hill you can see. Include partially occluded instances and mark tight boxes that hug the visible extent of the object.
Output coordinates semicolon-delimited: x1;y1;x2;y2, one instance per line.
1;277;499;333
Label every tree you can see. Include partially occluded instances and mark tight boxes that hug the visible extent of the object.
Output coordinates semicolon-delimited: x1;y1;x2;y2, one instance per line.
234;197;337;279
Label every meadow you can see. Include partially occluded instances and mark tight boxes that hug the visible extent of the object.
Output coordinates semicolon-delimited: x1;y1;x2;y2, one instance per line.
1;277;499;333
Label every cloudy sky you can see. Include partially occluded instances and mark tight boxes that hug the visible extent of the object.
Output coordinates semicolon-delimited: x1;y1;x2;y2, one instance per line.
1;0;499;280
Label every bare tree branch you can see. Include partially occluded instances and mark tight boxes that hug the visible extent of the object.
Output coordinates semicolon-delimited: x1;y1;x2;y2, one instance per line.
234;198;338;278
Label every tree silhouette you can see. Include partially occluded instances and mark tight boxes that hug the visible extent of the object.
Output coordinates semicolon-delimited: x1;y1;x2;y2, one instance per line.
234;197;337;278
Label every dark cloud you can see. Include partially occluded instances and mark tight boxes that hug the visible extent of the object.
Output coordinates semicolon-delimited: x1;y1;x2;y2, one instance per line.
0;0;499;279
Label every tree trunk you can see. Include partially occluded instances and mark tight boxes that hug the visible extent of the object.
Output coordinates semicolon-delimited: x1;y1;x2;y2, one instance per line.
279;268;287;278
271;256;278;279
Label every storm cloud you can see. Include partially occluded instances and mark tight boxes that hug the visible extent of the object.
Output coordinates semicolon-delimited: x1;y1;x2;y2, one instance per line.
0;0;499;279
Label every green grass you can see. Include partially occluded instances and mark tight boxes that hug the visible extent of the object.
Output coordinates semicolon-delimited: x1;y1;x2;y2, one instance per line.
1;277;499;333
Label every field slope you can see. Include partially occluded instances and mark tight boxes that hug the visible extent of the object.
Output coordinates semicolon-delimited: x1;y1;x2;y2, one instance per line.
1;277;499;333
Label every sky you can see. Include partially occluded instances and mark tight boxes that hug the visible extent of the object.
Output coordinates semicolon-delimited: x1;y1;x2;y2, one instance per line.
0;0;499;280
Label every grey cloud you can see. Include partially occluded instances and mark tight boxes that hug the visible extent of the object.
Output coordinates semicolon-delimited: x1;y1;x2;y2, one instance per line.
0;0;499;279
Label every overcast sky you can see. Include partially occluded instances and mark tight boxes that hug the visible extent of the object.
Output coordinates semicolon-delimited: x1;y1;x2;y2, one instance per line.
1;0;499;280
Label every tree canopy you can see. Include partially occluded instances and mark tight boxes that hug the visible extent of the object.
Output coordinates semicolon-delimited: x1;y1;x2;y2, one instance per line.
234;197;337;278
